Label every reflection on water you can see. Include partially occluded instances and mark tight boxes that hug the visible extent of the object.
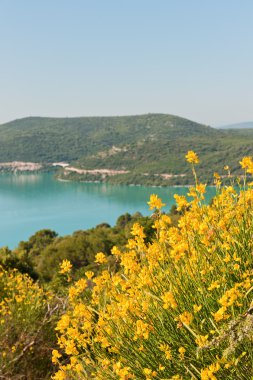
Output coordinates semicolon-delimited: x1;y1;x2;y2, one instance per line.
4;173;42;185
0;173;216;249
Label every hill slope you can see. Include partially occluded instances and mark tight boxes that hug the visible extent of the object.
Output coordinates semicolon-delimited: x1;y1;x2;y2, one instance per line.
0;114;215;162
0;114;253;185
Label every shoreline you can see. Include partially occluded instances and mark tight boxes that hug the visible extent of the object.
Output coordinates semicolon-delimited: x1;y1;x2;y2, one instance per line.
0;169;196;188
0;161;217;188
54;175;197;188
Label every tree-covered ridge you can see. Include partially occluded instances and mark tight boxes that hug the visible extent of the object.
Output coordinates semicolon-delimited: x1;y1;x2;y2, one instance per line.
0;114;213;162
1;113;253;184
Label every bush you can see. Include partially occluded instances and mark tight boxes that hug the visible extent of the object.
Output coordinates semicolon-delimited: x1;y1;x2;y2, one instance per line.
0;266;63;379
53;153;253;380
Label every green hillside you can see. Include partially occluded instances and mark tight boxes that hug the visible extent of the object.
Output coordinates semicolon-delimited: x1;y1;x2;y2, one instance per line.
0;114;214;162
0;114;253;185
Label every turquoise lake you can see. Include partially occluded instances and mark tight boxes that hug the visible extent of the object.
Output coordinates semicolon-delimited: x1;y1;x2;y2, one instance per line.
0;173;216;249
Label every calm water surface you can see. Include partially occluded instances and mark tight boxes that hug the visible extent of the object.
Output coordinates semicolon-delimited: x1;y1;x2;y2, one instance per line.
0;173;216;248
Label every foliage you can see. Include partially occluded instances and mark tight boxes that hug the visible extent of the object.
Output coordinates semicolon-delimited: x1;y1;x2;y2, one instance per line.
0;246;38;280
0;114;212;163
1;114;253;184
10;213;155;283
52;154;253;379
0;266;63;379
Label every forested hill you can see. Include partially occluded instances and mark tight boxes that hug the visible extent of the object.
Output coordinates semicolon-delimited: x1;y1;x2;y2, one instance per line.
0;114;215;162
1;113;253;185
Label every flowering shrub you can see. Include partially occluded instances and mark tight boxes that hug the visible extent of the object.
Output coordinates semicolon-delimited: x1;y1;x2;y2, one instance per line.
53;152;253;379
0;266;61;379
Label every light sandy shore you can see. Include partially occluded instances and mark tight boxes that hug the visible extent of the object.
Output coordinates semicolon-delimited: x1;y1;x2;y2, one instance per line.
0;162;189;186
0;161;43;171
65;166;129;176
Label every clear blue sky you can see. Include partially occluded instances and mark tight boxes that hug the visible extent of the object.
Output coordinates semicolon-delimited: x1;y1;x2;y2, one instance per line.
0;0;252;126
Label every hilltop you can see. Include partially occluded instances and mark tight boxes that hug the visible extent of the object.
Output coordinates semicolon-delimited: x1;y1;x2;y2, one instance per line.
1;113;253;185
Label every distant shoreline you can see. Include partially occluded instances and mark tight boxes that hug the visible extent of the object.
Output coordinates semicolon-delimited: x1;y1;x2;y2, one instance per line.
0;161;208;187
0;168;195;188
0;161;44;171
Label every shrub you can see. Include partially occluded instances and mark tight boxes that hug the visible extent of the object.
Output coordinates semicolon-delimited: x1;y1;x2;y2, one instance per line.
0;266;62;379
53;153;253;379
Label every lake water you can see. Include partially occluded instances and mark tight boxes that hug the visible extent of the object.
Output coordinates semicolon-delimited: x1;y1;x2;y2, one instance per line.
0;173;216;249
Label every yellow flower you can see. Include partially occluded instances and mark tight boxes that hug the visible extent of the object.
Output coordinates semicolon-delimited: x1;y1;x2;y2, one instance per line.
212;306;229;322
185;150;199;164
52;349;62;364
143;368;157;378
174;194;188;211
239;156;253;174
208;281;220;291
178;311;193;326
111;246;122;256
193;304;202;313
143;368;152;376
131;222;146;239
101;358;110;367
178;346;186;359
148;194;166;210
159;343;172;360
59;259;72;274
85;270;94;279
239;156;253;169
65;339;78;355
195;335;208;347
52;370;66;380
95;252;108;264
75;363;83;373
201;363;220;380
161;291;177;309
196;183;206;194
56;314;70;331
134;320;150;340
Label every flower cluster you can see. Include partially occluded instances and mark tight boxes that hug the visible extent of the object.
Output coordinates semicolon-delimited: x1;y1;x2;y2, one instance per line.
59;259;72;274
185;150;199;164
0;266;56;377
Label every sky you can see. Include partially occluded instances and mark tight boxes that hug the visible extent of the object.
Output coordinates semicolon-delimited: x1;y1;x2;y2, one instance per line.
0;0;252;126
